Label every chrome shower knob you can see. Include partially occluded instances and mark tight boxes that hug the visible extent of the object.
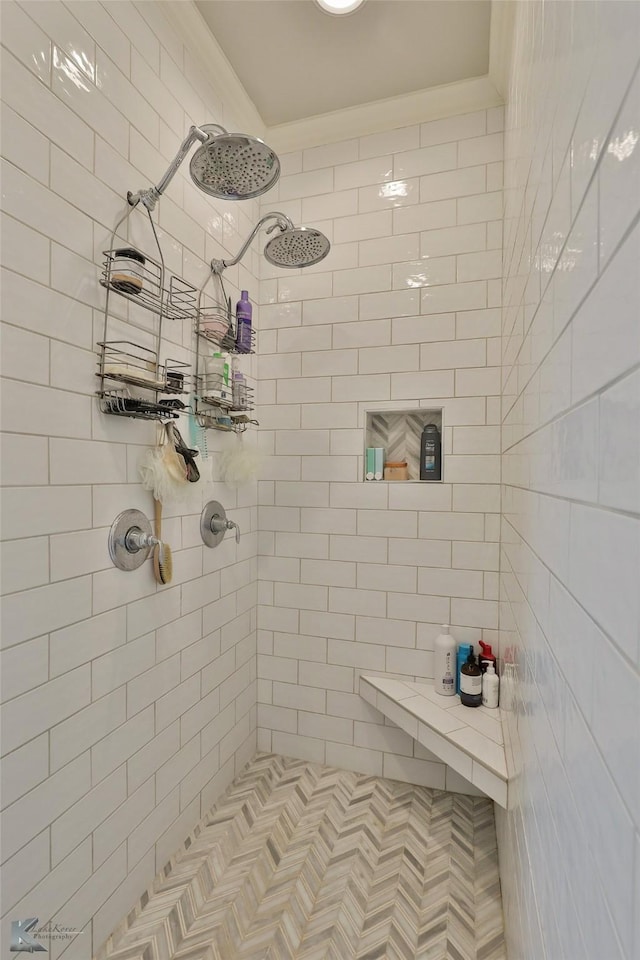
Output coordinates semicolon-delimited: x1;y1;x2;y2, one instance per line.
109;509;157;571
124;527;160;553
201;501;241;548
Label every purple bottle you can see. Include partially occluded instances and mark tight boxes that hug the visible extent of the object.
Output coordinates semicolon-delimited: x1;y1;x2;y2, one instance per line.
235;290;252;353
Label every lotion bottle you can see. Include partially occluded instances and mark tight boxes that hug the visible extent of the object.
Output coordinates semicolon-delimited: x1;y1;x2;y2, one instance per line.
460;646;482;708
433;624;456;697
482;662;499;709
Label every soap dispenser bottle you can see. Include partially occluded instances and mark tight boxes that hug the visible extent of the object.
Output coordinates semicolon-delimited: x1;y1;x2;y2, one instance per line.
433;624;457;697
460;646;482;708
479;640;497;674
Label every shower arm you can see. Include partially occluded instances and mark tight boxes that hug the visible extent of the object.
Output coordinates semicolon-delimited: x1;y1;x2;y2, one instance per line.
210;212;295;274
127;124;227;211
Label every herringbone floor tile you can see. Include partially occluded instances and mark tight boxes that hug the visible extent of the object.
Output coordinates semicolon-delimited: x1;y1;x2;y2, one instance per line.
96;753;505;960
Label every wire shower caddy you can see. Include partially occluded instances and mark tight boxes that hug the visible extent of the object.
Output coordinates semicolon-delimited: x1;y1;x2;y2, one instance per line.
194;268;257;434
97;203;196;422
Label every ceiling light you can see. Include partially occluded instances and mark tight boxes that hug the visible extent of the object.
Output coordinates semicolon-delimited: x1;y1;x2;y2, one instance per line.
315;0;365;16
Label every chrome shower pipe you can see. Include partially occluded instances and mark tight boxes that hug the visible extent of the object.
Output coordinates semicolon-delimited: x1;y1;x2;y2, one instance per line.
128;124;223;211
210;212;294;274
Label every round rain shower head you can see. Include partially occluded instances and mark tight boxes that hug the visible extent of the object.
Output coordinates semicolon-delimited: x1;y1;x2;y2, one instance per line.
264;227;331;269
190;129;280;200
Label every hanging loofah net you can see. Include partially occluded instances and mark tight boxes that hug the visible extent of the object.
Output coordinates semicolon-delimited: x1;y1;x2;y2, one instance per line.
218;436;261;486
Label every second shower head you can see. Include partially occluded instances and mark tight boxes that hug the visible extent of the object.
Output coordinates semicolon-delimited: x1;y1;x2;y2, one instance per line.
211;213;331;273
263;225;330;269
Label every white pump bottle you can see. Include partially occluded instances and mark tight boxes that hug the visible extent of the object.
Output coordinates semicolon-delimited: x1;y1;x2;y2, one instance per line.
482;662;499;708
433;624;457;697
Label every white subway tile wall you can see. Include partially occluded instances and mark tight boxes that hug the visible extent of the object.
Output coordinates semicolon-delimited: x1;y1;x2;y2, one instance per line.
0;2;259;954
257;110;503;790
498;3;640;960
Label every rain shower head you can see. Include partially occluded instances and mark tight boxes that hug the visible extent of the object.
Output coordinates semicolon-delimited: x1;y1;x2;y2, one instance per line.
189;126;280;201
264;226;331;268
211;213;331;274
128;124;280;211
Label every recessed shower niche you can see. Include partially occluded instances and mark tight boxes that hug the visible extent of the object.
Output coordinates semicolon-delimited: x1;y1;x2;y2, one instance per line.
364;407;443;481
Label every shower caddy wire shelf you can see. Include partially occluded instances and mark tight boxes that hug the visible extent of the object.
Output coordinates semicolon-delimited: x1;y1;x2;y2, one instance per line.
194;269;258;434
97;204;196;423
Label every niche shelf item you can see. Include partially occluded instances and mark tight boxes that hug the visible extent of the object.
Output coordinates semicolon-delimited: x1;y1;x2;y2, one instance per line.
364;407;443;482
97;204;195;423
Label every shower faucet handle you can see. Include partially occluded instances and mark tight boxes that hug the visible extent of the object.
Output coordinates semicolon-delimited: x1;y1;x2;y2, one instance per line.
125;527;160;553
108;509;159;571
201;501;240;548
210;514;240;543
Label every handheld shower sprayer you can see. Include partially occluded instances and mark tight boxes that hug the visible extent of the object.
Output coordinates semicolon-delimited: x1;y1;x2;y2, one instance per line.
210;212;331;274
128;124;281;211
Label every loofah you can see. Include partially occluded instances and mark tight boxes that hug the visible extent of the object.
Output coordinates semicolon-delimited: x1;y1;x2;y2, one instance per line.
139;425;190;502
218;438;261;485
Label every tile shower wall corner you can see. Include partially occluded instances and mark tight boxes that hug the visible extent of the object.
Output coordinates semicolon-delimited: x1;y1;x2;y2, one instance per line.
256;110;504;789
499;2;640;959
0;2;258;955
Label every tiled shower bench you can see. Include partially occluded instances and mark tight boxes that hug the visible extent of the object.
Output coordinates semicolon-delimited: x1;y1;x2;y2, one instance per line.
359;675;508;807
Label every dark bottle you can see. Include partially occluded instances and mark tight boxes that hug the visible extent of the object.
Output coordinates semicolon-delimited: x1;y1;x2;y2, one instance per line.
460;646;483;707
420;423;442;480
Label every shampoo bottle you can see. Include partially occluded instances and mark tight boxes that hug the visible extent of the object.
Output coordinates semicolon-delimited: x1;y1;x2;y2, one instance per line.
204;352;225;399
433;624;456;697
419;423;442;481
235;290;252;353
221;352;231;402
482;662;499;708
460;646;482;708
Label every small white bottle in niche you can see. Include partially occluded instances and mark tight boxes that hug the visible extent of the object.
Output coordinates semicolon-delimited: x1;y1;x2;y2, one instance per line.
482;661;499;709
433;624;457;697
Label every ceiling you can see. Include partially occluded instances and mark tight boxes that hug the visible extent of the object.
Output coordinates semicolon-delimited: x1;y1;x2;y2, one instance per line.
195;1;492;127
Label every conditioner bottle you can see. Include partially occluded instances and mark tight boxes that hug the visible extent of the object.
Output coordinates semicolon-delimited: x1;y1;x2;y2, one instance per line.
433;625;456;697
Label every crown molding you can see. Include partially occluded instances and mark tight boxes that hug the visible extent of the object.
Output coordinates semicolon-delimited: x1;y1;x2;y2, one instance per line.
265;75;504;154
165;2;508;155
161;1;266;137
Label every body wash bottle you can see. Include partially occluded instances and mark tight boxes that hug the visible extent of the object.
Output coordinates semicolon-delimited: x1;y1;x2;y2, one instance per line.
433;624;456;697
